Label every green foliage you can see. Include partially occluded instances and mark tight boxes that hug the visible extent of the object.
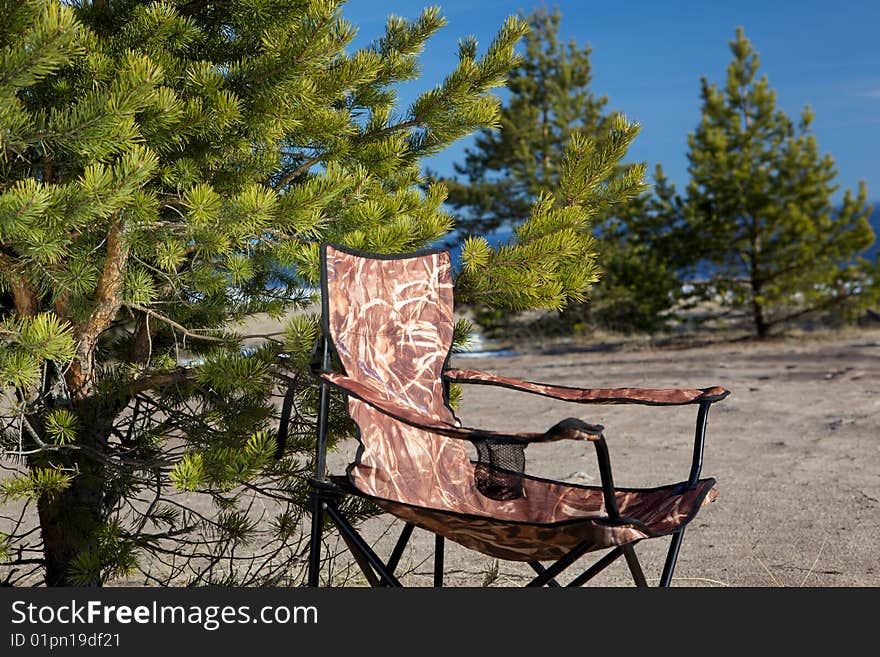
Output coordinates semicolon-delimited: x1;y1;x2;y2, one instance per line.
0;467;72;502
442;7;614;236
0;313;76;388
169;452;205;493
1;0;589;586
451;318;475;352
457;116;645;311
283;314;321;370
438;7;655;333
684;28;877;337
67;521;138;587
586;165;698;333
44;408;78;444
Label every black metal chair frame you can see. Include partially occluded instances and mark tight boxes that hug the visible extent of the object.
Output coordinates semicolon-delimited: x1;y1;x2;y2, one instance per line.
287;334;725;588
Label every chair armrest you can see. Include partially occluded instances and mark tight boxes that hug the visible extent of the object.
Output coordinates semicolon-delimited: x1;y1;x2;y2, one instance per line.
444;368;730;406
320;372;645;522
317;372;604;444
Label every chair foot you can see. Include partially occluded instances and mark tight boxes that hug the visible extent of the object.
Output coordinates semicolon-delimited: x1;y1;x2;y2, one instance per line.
622;544;648;587
307;492;325;587
434;535;444;587
659;529;686;587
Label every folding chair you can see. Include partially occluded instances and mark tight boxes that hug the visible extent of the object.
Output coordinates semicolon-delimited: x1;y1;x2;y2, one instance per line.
295;242;729;587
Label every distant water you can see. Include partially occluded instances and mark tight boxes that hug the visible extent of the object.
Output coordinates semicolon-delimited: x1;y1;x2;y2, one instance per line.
447;204;880;269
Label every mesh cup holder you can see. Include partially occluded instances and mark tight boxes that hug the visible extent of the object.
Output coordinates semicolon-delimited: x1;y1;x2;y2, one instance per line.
474;440;526;501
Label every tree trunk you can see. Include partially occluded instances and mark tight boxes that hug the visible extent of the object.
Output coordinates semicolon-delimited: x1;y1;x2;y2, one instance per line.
750;269;769;339
752;296;769;339
30;380;118;586
33;219;129;585
31;398;109;587
37;478;104;586
747;218;768;339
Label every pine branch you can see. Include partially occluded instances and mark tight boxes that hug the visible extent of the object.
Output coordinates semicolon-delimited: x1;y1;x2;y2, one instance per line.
82;220;128;337
5;268;39;317
125;304;229;344
273;155;324;190
127;368;191;397
129;313;152;366
53;290;70;318
245;12;335;87
362;119;422;142
66;218;128;398
274;119;422;189
0;2;79;93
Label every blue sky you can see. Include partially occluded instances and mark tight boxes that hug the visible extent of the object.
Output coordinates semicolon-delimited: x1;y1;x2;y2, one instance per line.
342;0;880;201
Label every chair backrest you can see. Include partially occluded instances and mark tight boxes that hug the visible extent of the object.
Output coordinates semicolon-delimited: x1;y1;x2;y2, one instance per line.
321;243;472;503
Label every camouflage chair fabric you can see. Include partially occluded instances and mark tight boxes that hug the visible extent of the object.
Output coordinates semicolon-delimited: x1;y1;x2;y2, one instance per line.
302;243;729;585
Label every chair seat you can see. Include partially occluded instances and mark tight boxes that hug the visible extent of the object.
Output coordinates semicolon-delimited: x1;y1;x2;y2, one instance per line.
339;472;717;562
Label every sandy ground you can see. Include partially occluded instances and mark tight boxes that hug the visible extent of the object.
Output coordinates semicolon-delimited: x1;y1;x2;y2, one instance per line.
3;325;878;587
325;328;880;587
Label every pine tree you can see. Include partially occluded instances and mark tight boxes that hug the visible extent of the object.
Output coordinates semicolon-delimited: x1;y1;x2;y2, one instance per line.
587;165;698;333
456;118;645;313
441;6;613;238
685;28;877;338
439;7;688;335
0;2;639;586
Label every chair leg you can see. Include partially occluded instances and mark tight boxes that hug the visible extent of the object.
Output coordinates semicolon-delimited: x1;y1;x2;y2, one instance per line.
659;528;686;587
387;522;415;575
335;520;381;587
622;544;648;587
434;535;444;587
307;492;324;587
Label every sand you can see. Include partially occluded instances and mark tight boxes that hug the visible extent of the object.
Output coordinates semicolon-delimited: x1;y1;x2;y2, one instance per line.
2;324;878;587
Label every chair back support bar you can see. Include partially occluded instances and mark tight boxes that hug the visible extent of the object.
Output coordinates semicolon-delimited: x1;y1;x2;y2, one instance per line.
688;401;712;488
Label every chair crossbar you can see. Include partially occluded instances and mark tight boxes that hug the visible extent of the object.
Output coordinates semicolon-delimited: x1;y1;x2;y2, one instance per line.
528;562;561;587
324;500;402;587
566;546;624;587
526;539;597;586
318;494;689;587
